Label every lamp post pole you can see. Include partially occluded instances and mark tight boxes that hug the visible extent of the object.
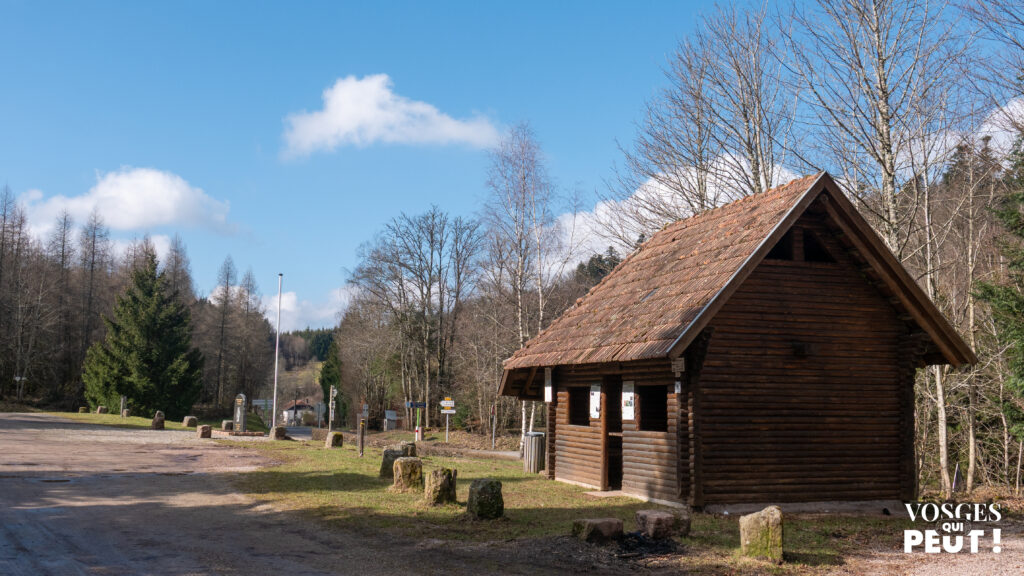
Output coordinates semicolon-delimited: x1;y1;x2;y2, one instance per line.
271;273;283;428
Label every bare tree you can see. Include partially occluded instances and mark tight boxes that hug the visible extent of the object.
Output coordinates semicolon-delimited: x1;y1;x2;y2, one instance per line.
603;2;793;247
212;256;237;406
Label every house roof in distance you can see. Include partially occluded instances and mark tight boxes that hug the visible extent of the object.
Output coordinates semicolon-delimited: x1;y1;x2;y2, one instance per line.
501;172;976;386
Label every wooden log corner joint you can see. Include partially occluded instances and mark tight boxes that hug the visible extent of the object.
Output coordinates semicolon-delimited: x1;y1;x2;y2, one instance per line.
498;173;976;507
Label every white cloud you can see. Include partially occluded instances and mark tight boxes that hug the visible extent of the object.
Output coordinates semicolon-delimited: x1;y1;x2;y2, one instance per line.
979;97;1024;156
262;286;354;332
282;74;499;156
22;167;232;237
555;159;801;269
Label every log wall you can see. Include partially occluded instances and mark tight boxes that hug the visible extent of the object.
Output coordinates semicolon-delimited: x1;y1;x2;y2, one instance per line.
552;360;682;502
698;215;908;503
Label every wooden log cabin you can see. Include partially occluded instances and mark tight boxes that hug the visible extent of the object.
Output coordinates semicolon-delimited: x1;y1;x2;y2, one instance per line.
499;173;976;507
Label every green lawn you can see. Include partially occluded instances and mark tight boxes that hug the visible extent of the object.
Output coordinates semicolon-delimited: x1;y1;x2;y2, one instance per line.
53;410;269;433
227;438;914;574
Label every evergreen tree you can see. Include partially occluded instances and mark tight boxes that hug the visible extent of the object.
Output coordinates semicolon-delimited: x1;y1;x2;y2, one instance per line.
319;339;345;424
977;136;1024;445
82;245;204;419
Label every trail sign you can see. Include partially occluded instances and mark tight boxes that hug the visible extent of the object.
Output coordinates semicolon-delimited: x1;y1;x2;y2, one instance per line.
234;393;247;432
405;401;426;408
441;397;456;442
328;385;337;431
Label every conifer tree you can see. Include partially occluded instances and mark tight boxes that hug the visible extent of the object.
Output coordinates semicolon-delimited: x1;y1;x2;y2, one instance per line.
82;244;203;419
319;339;345;424
977;136;1024;448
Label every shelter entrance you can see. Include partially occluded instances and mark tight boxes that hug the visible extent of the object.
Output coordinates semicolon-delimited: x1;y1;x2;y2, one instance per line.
603;377;623;490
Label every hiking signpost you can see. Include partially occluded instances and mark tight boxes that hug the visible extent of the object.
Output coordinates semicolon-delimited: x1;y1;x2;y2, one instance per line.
328;385;337;431
441;397;456;442
406;401;426;441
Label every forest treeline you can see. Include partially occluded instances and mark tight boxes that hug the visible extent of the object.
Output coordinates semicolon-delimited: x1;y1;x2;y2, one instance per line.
0;199;275;417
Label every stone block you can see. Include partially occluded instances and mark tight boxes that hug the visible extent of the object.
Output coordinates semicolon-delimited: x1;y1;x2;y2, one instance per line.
389;442;417;457
182;416;198;427
197;425;212;439
636;509;690;539
379;443;416;479
424;468;457;505
572;518;623;545
221;420;234;431
121;409;131;418
325;431;343;448
467;478;503;519
391;457;423;492
96;406;108;414
740;505;783;563
151;411;165;430
271;426;287;440
78;407;88;414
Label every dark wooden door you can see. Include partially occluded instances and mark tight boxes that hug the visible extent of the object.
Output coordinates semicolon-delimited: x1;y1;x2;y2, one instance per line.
603;377;623;490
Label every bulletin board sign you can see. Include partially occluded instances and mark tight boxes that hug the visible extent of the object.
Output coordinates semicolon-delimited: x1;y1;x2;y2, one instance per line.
622;381;635;421
590;384;601;419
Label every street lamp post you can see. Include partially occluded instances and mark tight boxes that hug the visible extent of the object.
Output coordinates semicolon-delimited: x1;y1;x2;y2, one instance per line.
271;273;283;428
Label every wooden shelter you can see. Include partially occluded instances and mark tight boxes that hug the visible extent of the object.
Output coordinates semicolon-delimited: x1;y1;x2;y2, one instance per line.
499;173;975;507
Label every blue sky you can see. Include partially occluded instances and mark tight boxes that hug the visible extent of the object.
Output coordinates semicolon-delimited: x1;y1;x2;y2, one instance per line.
0;1;703;330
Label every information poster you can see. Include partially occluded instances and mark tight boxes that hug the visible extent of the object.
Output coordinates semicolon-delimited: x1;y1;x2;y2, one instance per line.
544;368;553;403
622;381;635;421
589;384;601;419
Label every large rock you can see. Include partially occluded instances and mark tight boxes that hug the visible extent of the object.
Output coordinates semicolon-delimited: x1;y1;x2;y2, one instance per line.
572;518;624;545
197;425;212;439
96;406;108;414
151;411;165;430
78;407;88;414
391;457;423;492
379;443;417;479
636;509;690;539
740;505;783;563
271;426;287;440
311;428;329;442
390;442;417;457
325;431;344;449
182;416;198;427
467;478;503;519
120;409;131;418
221;420;234;431
424;468;457;505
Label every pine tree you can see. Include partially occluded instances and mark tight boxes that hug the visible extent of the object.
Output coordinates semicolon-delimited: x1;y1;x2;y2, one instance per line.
319;339;345;425
977;136;1024;447
82;244;203;419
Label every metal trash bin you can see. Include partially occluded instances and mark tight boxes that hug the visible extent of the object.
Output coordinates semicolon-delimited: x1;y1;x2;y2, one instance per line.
523;432;546;474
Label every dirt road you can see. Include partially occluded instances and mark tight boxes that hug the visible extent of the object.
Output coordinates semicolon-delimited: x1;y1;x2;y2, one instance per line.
0;413;648;575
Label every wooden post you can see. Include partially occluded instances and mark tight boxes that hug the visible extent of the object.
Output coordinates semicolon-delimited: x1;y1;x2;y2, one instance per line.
546;388;557;480
358;419;365;457
684;329;713;509
898;331;927;501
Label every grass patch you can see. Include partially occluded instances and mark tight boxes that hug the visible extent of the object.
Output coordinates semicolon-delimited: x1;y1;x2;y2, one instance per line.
227;439;914;574
53;410;270;433
232;439;648;541
53;411;192;430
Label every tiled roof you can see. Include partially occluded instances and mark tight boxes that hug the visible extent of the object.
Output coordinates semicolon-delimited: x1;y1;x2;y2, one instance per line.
503;174;822;370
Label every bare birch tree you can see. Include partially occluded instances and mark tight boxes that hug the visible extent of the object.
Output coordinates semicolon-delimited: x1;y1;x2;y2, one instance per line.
603;2;793;247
